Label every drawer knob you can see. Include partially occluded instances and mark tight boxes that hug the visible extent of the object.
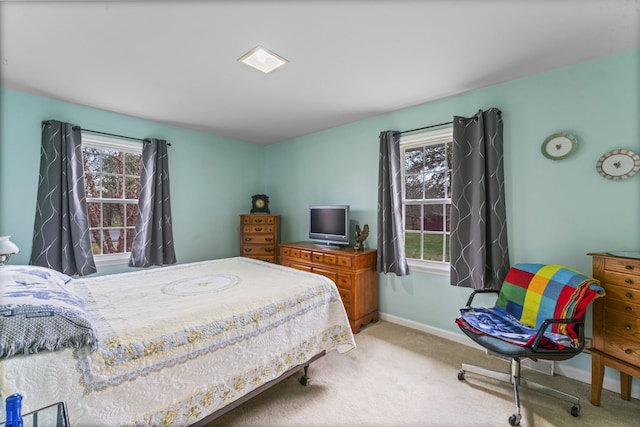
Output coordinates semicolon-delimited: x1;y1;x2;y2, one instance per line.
254;227;263;232
625;349;633;354
265;248;273;253
625;278;634;284
625;306;633;312
625;265;634;270
245;248;252;252
265;238;273;242
626;292;633;299
625;324;632;330
254;219;263;223
244;237;253;242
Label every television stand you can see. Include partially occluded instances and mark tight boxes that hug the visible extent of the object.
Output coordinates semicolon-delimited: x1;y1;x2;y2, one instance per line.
279;241;379;333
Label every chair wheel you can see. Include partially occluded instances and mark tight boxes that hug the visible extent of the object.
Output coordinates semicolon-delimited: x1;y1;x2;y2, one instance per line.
299;375;310;386
457;370;465;381
570;404;580;417
509;414;521;426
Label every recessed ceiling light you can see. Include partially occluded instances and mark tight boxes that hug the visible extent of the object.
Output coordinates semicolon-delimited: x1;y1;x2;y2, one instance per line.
238;45;288;74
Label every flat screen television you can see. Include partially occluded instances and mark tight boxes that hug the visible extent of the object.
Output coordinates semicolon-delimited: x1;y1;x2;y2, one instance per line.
309;205;350;246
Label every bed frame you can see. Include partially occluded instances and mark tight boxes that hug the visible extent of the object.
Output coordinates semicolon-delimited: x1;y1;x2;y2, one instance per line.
192;351;326;425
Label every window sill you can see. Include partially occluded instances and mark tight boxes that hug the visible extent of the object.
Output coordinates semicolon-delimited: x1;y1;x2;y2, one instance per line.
407;260;450;276
94;253;130;267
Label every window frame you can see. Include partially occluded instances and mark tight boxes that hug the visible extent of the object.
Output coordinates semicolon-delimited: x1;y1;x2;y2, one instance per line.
400;127;453;276
81;133;142;267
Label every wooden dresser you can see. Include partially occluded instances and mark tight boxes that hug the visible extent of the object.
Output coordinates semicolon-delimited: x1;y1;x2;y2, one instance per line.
279;241;379;333
240;214;279;263
588;253;640;405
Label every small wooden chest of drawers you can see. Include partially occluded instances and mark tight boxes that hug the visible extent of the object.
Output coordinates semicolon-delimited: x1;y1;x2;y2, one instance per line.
240;214;279;263
589;253;640;405
279;241;379;333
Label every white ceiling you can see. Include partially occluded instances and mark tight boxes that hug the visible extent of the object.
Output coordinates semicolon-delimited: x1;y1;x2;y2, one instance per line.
1;1;638;145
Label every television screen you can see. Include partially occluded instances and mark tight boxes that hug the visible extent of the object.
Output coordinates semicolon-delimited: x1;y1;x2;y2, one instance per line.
309;205;350;245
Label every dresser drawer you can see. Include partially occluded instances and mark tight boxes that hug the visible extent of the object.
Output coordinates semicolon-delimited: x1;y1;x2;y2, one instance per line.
242;235;276;244
337;256;352;268
603;333;640;365
242;215;276;225
242;245;276;256
604;257;640;276
242;225;276;234
604;313;640;342
338;287;352;306
314;267;337;284
603;270;640;290
311;251;338;266
604;283;640;304
246;255;276;263
323;253;338;265
284;261;312;272
606;299;640;320
336;273;353;290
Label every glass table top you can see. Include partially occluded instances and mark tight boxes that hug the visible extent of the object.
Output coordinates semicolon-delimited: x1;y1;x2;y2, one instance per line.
1;402;69;427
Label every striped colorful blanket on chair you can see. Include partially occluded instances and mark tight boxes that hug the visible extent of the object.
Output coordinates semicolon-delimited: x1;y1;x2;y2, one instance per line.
457;264;605;349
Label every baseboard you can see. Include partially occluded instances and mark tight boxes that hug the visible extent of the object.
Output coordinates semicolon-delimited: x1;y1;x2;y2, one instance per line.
378;312;640;400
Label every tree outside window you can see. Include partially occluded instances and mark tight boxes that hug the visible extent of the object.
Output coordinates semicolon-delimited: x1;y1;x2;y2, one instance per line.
82;136;141;257
401;128;452;265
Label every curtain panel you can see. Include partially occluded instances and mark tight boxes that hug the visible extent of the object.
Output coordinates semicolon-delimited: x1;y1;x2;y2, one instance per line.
129;138;176;267
30;120;97;276
377;130;410;276
450;108;510;289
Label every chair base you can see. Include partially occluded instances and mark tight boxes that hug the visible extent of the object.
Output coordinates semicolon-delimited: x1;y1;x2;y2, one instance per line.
458;358;580;426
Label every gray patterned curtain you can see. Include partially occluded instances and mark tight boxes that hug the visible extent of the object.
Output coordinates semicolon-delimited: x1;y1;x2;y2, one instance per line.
450;108;510;289
31;120;97;276
377;130;410;276
129;138;176;267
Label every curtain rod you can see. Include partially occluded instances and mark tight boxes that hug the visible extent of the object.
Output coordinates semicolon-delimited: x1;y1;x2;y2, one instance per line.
399;120;453;135
76;127;171;146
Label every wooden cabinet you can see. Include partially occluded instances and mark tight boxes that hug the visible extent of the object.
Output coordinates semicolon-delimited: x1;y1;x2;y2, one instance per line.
240;214;279;263
279;241;379;333
588;253;640;405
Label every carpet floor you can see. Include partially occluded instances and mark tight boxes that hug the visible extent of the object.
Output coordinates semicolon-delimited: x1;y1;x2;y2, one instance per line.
205;321;638;427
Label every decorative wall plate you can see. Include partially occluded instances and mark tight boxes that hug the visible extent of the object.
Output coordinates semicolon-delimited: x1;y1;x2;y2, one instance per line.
541;132;577;160
596;149;640;180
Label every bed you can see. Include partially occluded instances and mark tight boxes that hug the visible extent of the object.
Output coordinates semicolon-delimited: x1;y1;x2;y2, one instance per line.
0;257;356;426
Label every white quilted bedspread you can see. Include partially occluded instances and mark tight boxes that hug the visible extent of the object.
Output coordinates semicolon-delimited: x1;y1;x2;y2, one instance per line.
0;258;355;426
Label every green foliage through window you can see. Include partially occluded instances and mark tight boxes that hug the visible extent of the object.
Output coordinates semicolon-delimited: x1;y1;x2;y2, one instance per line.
401;128;453;264
82;137;142;256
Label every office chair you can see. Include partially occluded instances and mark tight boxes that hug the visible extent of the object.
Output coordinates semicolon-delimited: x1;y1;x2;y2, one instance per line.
455;264;605;426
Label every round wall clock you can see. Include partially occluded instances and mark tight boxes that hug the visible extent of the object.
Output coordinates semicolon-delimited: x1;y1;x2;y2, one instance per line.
541;132;578;160
596;149;640;180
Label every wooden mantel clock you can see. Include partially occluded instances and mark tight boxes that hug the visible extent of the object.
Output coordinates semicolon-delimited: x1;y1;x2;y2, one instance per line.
251;194;270;214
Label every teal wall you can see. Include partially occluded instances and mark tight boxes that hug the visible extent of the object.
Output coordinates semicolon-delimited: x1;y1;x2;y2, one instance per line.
264;49;639;383
0;89;264;275
1;50;638;386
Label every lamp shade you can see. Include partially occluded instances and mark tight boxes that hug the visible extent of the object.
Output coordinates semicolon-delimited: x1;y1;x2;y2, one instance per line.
0;236;20;264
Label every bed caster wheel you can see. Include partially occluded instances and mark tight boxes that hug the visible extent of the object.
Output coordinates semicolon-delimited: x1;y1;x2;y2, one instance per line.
457;370;465;381
508;414;521;426
570;404;580;417
299;375;310;386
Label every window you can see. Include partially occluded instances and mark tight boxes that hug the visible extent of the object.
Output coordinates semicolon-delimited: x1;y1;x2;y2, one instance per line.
400;127;453;273
82;134;142;266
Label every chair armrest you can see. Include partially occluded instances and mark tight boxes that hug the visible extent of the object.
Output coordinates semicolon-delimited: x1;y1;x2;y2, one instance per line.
531;317;585;353
464;289;500;307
